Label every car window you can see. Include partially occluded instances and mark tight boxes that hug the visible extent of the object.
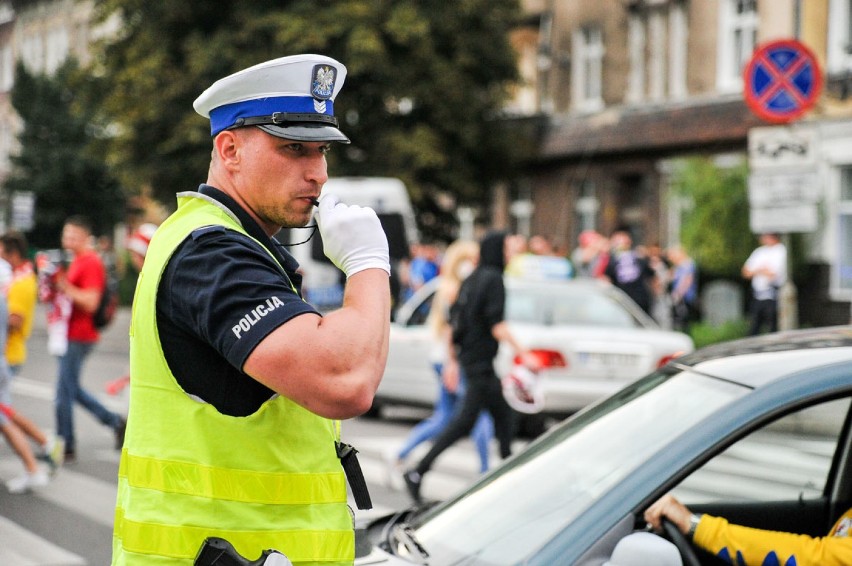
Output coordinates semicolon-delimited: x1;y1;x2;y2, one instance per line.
401;281;641;329
506;286;639;328
672;397;852;504
412;370;746;565
404;293;434;326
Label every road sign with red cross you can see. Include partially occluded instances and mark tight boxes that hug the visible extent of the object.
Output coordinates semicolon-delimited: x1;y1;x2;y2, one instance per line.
744;39;823;124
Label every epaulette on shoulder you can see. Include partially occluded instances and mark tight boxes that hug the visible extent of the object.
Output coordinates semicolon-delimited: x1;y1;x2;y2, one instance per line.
190;225;228;241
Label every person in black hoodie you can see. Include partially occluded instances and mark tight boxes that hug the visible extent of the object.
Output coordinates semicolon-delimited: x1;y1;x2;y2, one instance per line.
403;231;534;503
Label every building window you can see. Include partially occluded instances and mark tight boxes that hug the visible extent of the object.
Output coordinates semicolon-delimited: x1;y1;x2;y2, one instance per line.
44;26;69;75
717;0;758;92
20;31;44;74
626;2;688;105
828;0;852;75
0;43;12;92
648;9;666;101
839;166;852;293
571;26;604;113
0;2;13;26
668;1;688;99
0;126;11;171
536;10;554;114
626;14;646;103
575;180;599;236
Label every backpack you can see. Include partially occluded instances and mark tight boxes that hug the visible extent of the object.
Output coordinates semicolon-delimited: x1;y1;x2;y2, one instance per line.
93;275;119;329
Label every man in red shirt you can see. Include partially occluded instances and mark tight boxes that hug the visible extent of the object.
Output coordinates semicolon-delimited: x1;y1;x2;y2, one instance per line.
55;216;125;462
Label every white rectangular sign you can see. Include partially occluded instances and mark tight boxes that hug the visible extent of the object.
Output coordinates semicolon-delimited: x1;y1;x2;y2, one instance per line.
749;125;817;170
749;205;818;233
11;191;34;231
748;171;821;207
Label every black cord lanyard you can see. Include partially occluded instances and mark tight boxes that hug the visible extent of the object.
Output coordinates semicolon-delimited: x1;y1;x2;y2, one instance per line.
278;224;318;247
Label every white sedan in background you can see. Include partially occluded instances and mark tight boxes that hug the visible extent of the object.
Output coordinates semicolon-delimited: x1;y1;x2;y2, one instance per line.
375;275;695;435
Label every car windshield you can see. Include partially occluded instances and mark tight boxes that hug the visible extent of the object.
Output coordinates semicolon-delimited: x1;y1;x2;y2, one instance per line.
407;369;747;565
505;283;640;328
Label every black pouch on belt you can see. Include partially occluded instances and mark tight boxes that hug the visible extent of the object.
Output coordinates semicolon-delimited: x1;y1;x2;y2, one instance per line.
336;441;372;510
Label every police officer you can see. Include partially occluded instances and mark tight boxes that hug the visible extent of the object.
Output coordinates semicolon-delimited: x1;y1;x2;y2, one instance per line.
112;55;391;565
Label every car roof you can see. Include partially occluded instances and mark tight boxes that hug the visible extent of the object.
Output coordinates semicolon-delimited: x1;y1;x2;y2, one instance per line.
505;276;605;290
671;326;852;388
394;275;662;329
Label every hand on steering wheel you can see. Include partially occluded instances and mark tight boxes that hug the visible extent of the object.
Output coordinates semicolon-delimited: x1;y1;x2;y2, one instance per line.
662;519;701;566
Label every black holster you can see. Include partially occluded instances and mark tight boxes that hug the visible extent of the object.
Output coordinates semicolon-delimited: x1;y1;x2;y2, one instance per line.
194;537;292;566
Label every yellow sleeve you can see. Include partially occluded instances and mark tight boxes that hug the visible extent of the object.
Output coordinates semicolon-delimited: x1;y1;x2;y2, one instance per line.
694;513;852;566
8;275;37;322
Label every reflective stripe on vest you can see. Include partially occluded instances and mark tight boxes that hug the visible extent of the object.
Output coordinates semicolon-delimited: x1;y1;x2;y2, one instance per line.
114;509;353;563
118;450;347;504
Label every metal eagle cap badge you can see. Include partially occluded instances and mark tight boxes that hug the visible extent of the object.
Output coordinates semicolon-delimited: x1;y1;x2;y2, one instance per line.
311;65;336;100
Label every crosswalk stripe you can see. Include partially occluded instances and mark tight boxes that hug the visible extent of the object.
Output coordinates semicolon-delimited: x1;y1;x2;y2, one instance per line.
10;377;54;401
11;377;127;414
0;515;85;565
37;469;118;529
0;459;116;530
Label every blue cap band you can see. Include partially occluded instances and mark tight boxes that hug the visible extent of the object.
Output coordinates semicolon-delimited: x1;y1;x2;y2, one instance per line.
208;95;335;135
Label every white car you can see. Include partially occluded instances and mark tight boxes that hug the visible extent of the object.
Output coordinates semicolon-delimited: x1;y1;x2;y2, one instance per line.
375;275;695;434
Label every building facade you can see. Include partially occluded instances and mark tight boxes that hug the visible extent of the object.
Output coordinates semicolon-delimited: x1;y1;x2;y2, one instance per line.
512;0;852;326
0;0;113;231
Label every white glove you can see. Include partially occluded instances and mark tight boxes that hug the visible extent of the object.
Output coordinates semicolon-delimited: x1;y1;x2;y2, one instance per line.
315;195;390;278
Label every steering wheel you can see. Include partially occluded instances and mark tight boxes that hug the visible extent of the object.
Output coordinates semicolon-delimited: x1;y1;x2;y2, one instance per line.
662;518;701;566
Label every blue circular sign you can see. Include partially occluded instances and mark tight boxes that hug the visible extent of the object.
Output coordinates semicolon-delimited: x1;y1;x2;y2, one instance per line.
744;39;822;123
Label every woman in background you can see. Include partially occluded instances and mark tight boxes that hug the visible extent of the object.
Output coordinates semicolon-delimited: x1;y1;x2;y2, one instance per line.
387;240;494;486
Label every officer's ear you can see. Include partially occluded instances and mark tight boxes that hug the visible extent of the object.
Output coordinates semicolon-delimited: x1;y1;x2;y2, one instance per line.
213;129;241;170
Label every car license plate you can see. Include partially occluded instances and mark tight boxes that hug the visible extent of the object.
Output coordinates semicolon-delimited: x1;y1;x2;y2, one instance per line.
578;352;640;368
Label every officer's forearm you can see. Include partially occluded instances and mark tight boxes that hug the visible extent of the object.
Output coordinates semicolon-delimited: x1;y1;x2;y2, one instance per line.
303;270;390;417
334;268;391;378
244;270;390;419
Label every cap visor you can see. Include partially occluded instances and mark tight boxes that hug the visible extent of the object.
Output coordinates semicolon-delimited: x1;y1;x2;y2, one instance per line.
257;123;350;144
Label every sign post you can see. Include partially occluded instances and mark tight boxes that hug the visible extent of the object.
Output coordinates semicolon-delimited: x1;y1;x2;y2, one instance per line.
747;124;822;332
744;40;823;331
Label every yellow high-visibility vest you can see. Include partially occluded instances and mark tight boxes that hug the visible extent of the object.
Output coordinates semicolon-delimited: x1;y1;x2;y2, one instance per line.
112;192;353;565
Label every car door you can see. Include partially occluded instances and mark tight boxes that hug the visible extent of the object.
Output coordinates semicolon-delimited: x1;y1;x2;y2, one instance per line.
378;284;439;409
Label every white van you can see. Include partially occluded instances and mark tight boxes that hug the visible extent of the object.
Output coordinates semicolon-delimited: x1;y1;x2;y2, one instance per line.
277;177;419;311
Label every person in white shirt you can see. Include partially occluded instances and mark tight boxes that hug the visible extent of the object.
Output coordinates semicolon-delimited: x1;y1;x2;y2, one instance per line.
742;232;787;336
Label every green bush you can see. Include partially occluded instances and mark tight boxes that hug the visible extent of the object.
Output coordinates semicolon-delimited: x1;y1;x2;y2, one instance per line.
670;157;756;281
688;319;749;349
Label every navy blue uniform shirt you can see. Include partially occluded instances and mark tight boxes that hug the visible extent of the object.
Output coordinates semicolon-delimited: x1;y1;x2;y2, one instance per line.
156;185;319;416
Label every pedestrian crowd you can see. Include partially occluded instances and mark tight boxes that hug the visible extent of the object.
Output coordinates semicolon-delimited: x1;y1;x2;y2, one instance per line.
570;228;701;332
395;228;702;337
1;217;158;494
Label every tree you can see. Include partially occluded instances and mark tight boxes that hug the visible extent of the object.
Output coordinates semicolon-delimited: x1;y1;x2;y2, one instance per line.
670;157;756;280
85;0;522;241
3;61;125;248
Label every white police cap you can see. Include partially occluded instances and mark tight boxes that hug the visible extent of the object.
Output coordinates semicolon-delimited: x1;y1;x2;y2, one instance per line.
193;54;349;143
